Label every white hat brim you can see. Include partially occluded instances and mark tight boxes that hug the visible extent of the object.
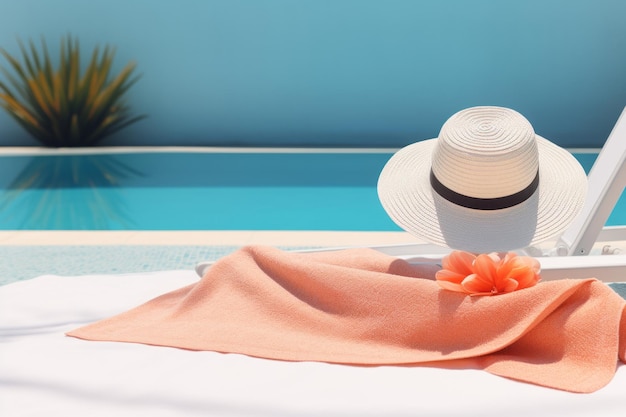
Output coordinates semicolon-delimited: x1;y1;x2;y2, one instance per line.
377;136;587;253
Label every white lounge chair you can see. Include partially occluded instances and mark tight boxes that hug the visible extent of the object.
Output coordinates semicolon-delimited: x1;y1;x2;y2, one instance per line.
197;106;625;283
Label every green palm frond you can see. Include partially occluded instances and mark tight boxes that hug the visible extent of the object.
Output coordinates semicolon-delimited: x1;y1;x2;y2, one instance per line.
0;35;145;147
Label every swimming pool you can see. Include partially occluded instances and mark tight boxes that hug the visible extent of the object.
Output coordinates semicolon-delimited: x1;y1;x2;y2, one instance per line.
0;149;622;230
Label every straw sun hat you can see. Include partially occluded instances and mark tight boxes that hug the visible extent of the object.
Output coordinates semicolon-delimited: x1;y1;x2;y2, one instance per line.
377;106;588;253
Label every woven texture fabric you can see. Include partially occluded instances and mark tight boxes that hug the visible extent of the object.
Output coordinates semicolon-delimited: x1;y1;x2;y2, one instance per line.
68;246;626;393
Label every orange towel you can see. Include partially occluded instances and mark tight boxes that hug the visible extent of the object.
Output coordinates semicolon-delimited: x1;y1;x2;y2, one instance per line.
68;246;626;393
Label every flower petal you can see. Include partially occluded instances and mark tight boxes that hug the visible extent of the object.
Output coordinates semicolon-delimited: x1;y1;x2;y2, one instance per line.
473;254;499;281
506;256;541;289
496;252;517;277
502;278;520;293
442;251;476;276
461;273;494;294
435;269;467;285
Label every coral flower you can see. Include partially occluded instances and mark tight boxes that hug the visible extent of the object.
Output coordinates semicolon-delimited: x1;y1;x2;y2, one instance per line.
434;251;476;293
435;251;541;296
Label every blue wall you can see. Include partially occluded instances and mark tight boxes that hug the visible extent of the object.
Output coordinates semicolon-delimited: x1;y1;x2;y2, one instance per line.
1;0;625;147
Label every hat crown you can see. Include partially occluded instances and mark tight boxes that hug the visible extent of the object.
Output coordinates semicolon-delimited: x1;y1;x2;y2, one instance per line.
431;107;539;199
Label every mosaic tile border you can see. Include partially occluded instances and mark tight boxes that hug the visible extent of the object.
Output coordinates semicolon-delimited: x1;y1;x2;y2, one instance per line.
0;245;309;285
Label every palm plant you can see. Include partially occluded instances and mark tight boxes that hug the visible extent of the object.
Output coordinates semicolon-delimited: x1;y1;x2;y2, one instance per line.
0;35;145;147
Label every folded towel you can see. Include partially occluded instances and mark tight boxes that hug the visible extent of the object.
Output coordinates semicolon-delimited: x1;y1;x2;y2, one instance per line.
68;246;626;393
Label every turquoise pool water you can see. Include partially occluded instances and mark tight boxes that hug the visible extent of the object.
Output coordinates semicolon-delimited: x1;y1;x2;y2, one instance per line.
0;151;622;230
